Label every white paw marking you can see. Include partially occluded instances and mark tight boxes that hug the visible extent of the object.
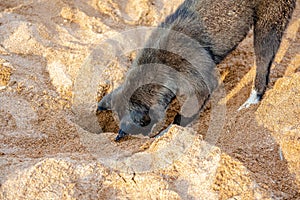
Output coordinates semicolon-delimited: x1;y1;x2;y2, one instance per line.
238;90;260;111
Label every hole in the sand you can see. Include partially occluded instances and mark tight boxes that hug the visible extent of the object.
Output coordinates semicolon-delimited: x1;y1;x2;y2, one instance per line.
95;97;180;152
95;91;213;154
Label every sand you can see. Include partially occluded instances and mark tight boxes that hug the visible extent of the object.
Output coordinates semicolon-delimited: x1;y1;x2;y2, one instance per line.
0;0;299;199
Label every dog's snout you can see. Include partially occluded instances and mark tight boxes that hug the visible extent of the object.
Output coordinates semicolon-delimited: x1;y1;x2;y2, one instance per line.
115;129;128;141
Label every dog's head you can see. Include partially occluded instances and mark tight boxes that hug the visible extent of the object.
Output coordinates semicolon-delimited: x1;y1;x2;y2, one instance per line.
97;83;176;141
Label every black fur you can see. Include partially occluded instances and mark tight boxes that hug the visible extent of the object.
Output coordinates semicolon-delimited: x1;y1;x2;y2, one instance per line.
98;0;296;140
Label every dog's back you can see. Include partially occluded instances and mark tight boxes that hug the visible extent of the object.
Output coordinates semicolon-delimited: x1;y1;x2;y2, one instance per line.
161;0;295;63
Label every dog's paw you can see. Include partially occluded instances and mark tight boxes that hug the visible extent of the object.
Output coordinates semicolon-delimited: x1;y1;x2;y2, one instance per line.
154;124;173;138
238;90;260;111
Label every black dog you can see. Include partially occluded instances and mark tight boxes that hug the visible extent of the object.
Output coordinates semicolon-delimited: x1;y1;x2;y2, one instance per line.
98;0;296;141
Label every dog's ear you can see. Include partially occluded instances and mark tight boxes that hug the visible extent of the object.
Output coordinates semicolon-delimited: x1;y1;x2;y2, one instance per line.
130;109;151;127
97;93;112;111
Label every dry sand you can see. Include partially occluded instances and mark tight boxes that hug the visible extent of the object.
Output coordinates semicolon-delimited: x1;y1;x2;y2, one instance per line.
0;0;299;199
